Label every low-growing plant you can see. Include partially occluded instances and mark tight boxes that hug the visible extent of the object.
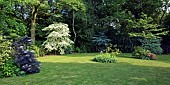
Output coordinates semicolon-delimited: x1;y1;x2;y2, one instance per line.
0;36;23;78
65;45;73;54
92;53;117;63
75;47;81;53
0;58;23;78
132;46;157;60
92;46;121;63
74;46;88;53
30;45;47;57
146;53;158;60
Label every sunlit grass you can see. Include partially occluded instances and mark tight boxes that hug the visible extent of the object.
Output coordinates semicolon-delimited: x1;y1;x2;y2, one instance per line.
0;53;170;85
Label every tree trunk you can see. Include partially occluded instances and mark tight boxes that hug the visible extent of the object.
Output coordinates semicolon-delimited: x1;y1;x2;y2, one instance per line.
160;2;168;24
72;11;76;44
31;6;38;42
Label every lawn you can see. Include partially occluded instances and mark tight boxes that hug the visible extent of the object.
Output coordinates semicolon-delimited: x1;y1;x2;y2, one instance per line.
0;53;170;85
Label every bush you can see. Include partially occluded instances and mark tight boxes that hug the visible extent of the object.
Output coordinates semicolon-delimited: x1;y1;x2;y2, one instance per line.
140;38;163;54
12;36;41;74
0;58;23;78
0;36;23;78
132;46;157;60
74;45;89;53
92;32;111;51
146;53;157;60
92;46;121;63
75;47;81;53
92;53;117;63
31;45;47;57
65;45;73;54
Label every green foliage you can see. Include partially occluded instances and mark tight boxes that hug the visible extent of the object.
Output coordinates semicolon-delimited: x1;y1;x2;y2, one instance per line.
74;45;90;53
92;46;121;63
0;36;12;65
140;38;163;54
0;1;27;38
74;47;81;53
31;45;47;57
92;53;117;63
42;22;74;55
128;14;168;38
65;45;73;54
0;59;20;78
0;36;23;78
132;46;151;60
57;0;86;12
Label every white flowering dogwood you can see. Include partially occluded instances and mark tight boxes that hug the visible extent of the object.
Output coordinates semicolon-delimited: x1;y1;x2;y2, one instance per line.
42;22;74;54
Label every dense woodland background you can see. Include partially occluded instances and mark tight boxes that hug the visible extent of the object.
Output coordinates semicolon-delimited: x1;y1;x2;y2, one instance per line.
0;0;170;54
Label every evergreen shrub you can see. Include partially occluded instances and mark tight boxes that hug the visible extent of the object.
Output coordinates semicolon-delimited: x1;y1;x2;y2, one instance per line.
140;38;163;54
132;46;157;60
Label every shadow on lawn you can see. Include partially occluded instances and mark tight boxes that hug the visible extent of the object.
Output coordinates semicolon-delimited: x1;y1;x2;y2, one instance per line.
64;53;99;57
39;62;170;85
118;53;170;64
1;62;170;85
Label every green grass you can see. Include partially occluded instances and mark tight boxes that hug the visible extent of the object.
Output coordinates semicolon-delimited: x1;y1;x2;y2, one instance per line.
0;53;170;85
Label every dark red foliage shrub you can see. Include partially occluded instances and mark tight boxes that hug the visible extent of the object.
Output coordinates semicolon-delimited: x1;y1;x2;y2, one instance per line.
12;36;41;74
146;53;157;60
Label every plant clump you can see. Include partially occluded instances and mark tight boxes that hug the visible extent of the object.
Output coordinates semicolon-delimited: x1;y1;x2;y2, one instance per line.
132;46;158;60
146;53;157;60
0;36;25;78
12;36;41;74
92;45;121;63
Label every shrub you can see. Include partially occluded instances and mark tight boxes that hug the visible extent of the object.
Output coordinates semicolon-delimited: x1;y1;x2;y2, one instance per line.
42;22;74;55
140;38;163;54
132;46;157;60
92;46;121;63
92;32;111;51
0;58;21;78
0;36;23;78
31;45;47;57
74;46;88;53
75;47;81;53
92;53;117;63
65;45;73;54
12;36;41;74
146;53;157;60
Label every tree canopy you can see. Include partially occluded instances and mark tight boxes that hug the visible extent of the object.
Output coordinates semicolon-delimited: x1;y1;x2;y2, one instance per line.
0;0;170;53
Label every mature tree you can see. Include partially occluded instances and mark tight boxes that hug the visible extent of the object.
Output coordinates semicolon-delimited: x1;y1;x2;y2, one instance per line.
17;0;48;42
128;14;168;38
0;0;27;38
57;0;86;44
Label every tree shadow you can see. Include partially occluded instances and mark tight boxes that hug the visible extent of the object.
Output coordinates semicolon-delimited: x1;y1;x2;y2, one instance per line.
1;61;170;85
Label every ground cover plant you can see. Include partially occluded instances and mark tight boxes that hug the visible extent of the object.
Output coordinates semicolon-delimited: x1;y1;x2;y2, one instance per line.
92;46;121;63
0;53;170;85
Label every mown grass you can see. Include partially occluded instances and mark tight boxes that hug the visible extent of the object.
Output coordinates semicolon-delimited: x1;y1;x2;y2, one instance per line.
0;53;170;85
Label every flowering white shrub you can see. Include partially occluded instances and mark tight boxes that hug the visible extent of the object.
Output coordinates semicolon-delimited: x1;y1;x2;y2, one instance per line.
42;22;74;54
